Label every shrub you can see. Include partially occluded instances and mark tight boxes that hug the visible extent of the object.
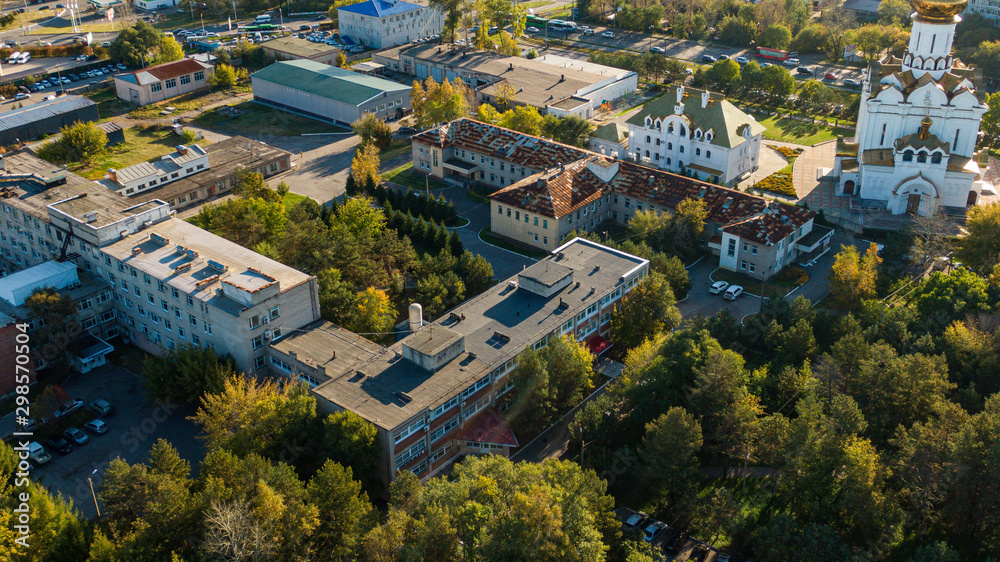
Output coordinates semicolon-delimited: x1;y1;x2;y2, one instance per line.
755;172;797;197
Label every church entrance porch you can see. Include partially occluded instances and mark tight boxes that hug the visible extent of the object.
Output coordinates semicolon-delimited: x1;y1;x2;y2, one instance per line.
906;193;921;215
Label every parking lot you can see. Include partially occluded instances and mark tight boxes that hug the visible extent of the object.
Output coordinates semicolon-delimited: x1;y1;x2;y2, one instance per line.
616;507;727;561
15;363;205;518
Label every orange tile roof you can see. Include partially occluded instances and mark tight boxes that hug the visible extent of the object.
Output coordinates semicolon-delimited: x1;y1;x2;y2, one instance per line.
490;159;605;217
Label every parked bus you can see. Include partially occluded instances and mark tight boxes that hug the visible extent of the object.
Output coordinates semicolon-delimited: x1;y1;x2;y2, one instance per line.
755;46;788;61
17;52;31;64
7;51;21;64
526;15;547;28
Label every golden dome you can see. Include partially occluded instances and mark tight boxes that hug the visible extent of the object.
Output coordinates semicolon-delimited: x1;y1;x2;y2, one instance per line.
909;0;968;22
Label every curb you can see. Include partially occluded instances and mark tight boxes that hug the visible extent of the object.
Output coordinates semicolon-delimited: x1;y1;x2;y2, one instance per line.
476;229;540;262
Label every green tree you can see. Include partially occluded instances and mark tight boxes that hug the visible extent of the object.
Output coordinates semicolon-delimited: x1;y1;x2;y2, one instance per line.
322;410;381;491
336;50;347;68
878;0;912;26
141;344;235;405
499;105;545;136
957;202;1000;271
542;115;596;148
760;24;792;49
792;23;831;53
750;514;851;562
458;251;495;295
430;0;463;41
23;288;78;371
703;59;742;94
610;273;682;350
981;91;1000;139
194;196;287;248
761;64;795;102
36;121;108;165
190;374;319;463
509;335;595;431
719;15;757;46
318;267;356;324
307;460;375;560
109;21;164;67
640;407;703;506
210;63;238;88
828;243;880;311
351;142;381;189
347;287;396;336
156;35;183;63
410;77;473;128
352;113;393;151
689;349;763;460
337;196;387;239
476;103;503;125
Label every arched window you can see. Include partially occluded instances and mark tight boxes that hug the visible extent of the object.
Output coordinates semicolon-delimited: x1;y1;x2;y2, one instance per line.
654;153;660;160
695;148;701;156
706;150;712;158
645;150;650;158
666;158;671;165
680;146;685;153
680;126;686;136
695;130;702;139
668;142;673;150
706;133;713;141
668;123;675;133
645;117;652;126
646;136;651;143
903;150;914;162
931;153;942;164
917;153;927;163
655;138;661;146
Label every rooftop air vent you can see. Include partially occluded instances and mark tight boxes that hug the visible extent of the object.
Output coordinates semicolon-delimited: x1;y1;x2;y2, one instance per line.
207;259;228;273
398;392;413;403
150;232;169;245
174;262;192;273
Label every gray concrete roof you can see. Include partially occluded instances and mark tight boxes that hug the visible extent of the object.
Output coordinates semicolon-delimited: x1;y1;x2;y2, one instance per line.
0;96;97;133
310;237;648;430
100;218;314;316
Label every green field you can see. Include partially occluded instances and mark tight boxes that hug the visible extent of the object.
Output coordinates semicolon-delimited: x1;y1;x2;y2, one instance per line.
382;162;448;192
70;125;202;180
193;101;348;136
757;115;853;146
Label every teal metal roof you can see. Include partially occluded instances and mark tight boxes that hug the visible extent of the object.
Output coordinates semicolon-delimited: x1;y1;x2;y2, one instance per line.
250;60;409;106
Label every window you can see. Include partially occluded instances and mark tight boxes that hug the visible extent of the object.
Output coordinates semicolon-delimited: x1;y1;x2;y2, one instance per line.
269;306;279;320
190;314;197;327
194;71;205;81
180;74;191;85
430;416;460;442
543;219;548;229
255;356;266;369
748;263;756;273
696;148;701;156
751;246;758;255
706;150;712;158
252;335;263;350
151;83;162;93
204;323;212;335
394;419;426;444
727;239;736;257
250;315;261;330
498;206;503;214
740;261;747;271
395;440;426;468
165;78;177;88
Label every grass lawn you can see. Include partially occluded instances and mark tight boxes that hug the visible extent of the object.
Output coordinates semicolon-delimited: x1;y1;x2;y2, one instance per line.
381;138;413;161
127;90;217;120
711;266;808;300
86;87;135;120
69;125;202;180
519;0;553;7
283;192;307;209
382;162;448;192
756;115;854;146
193;101;349;136
479;227;549;258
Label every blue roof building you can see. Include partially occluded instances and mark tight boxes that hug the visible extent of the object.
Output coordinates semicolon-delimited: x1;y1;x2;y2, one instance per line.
338;0;443;49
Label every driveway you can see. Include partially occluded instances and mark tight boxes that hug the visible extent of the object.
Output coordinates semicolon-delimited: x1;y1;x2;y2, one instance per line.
18;364;204;518
678;257;760;322
264;134;360;206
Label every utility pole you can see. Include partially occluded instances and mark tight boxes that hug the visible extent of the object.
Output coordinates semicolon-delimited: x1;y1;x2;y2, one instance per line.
88;477;101;517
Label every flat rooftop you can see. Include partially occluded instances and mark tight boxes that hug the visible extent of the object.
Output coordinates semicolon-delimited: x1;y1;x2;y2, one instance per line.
261;36;340;59
0;151;158;226
270;320;385;377
311;238;647;430
110;144;207;186
0;95;97;134
127;136;291;204
100;218;314;316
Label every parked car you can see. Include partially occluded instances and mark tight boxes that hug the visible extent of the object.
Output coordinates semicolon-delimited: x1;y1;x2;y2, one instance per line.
64;427;89;445
724;285;744;300
643;521;666;542
58;399;84;418
650;46;665;54
116;63;127;70
43;94;56;101
709;280;730;294
28;442;51;465
67;73;80;81
788;51;798;57
623;511;648;530
844;78;861;88
662;528;682;553
690;545;710;561
601;30;614;38
735;56;749;64
684;68;694;75
61;77;71;83
89;399;116;416
84;419;108;434
701;54;717;63
397;126;419;135
45;437;72;455
299;24;311;31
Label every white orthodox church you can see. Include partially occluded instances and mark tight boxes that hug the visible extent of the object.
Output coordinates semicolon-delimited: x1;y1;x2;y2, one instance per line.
833;0;990;216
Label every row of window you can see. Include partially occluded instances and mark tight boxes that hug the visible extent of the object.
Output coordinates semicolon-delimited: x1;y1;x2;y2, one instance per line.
149;71;204;93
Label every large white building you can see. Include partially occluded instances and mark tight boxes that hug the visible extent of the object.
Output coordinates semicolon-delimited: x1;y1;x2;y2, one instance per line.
625;87;765;187
0;151;320;374
965;0;999;21
338;0;443;49
833;0;990;216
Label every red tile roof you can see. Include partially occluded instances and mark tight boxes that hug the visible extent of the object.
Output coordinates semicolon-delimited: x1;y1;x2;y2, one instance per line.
145;58;211;81
490;159;605;218
412;118;590;170
721;201;814;246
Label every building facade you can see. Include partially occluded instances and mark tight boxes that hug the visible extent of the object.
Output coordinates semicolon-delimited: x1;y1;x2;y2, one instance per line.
259;36;342;66
833;0;989;216
965;0;1000;21
268;238;648;490
99;144;209;196
0;151;320;375
113;58;214;106
338;0;443;49
0;96;100;147
626;87;765;187
251;60;411;125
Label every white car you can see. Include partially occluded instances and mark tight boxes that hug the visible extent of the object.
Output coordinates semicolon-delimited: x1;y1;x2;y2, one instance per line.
642;521;666;542
601;31;614;38
84;419;108;434
526;26;539;33
724;285;744;300
709;280;730;294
